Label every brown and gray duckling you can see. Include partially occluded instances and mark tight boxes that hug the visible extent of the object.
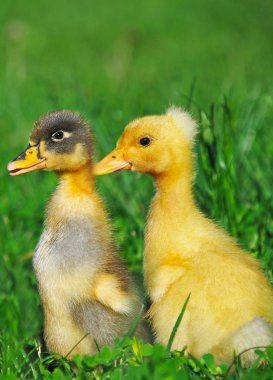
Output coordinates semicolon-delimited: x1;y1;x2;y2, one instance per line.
8;111;151;358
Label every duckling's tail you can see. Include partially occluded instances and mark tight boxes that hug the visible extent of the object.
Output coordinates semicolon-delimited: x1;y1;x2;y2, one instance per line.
210;317;273;367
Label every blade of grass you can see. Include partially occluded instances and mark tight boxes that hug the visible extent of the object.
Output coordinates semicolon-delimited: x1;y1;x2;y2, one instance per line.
64;332;90;359
167;293;191;352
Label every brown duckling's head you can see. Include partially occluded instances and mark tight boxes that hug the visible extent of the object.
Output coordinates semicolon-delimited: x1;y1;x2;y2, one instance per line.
8;111;93;176
94;107;197;177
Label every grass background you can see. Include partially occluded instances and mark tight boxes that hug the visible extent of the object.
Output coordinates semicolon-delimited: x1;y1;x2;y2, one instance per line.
0;0;273;378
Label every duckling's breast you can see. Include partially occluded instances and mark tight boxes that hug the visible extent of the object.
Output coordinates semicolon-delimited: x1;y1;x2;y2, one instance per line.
33;215;107;304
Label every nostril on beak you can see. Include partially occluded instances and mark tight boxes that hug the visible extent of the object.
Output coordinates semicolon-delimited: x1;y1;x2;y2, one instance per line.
112;156;116;158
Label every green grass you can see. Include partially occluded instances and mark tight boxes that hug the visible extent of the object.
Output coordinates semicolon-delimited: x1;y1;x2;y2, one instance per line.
0;0;273;378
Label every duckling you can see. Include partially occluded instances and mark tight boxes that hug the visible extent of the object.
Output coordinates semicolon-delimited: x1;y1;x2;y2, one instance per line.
94;107;273;366
8;111;150;358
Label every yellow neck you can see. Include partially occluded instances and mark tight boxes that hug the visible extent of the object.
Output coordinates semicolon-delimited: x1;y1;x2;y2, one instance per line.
154;167;196;215
57;162;95;196
45;162;104;229
144;168;199;273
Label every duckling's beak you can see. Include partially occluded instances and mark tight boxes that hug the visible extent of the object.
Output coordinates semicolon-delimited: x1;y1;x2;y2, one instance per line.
94;149;131;175
7;144;46;176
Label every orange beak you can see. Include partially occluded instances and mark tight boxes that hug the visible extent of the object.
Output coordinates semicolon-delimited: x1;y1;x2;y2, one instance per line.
94;149;131;175
7;144;46;176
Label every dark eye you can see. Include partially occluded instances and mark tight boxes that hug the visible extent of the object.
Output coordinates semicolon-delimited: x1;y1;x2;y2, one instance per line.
139;137;151;146
51;131;64;141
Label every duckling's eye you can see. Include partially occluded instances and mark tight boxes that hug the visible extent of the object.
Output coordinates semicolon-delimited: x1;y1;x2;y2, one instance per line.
51;131;64;142
139;137;151;147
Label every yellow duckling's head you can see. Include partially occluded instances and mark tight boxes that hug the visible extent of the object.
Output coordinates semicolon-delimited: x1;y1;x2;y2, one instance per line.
94;107;197;178
8;111;93;176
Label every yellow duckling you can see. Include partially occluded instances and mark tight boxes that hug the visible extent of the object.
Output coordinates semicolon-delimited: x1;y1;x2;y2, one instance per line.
8;110;150;358
94;107;273;365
